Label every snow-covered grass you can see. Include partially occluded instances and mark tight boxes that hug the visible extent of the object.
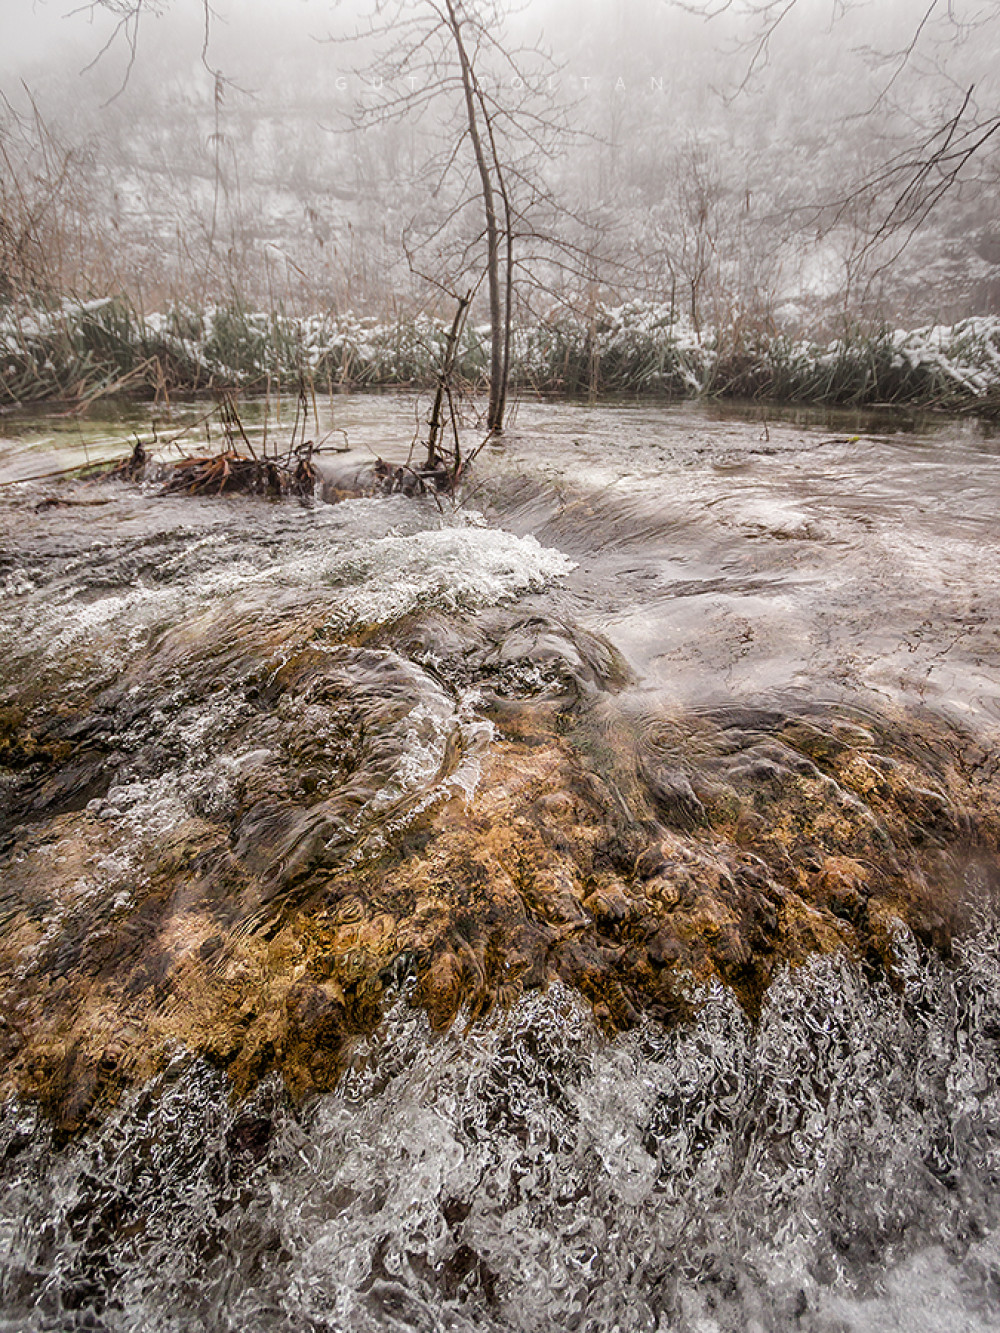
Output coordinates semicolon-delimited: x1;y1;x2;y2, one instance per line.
516;301;711;396
2;295;1000;413
712;318;1000;408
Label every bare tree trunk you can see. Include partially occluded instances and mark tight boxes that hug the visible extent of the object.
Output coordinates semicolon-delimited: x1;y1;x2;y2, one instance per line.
426;289;470;467
474;82;515;432
500;216;512;426
444;0;504;433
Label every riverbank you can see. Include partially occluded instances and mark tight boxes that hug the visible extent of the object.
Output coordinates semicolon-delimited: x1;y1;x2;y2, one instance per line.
3;296;1000;415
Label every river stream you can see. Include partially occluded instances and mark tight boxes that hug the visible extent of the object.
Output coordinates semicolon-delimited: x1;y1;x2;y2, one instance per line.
1;395;999;1332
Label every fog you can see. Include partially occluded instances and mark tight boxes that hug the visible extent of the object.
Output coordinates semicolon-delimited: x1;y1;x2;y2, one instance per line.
3;0;1000;326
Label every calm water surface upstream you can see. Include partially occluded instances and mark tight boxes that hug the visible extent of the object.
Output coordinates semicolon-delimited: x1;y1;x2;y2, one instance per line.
1;395;1000;1332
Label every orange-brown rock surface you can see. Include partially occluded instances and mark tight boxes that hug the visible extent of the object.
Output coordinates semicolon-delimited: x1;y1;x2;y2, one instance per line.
2;640;997;1136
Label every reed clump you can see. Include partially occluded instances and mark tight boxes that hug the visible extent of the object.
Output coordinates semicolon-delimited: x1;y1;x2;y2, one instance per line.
2;295;1000;414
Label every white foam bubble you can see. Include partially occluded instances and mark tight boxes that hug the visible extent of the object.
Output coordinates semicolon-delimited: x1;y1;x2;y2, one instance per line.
310;526;576;628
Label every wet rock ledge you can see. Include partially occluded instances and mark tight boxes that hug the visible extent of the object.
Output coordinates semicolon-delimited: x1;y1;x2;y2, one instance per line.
1;610;998;1135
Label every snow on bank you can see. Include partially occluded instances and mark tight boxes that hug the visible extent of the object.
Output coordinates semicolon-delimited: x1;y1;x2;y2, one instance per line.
2;296;1000;406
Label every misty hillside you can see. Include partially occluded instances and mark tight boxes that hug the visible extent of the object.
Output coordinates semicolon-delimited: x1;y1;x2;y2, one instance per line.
2;0;1000;333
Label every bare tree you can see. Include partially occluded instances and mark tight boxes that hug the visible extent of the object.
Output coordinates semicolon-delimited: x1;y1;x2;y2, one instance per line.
80;0;578;433
679;0;1000;302
0;89;123;300
343;0;575;435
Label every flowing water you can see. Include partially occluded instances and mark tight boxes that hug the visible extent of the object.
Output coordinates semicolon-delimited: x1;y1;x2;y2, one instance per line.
2;395;1000;1332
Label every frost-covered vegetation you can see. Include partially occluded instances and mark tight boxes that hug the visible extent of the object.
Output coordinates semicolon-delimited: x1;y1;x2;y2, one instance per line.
3;296;1000;413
